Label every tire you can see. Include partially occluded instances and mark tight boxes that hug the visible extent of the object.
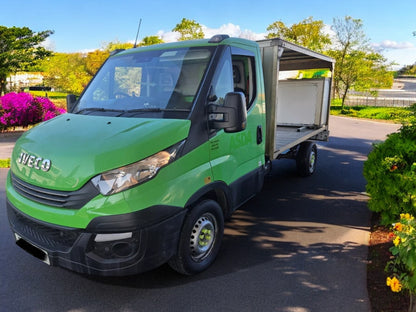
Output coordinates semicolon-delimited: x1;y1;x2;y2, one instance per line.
168;200;224;275
296;141;317;177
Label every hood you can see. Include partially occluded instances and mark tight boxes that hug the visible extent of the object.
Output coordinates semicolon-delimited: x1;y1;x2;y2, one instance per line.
11;114;191;191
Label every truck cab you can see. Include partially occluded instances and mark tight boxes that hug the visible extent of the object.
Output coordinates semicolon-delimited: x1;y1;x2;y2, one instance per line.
6;35;334;276
7;35;268;275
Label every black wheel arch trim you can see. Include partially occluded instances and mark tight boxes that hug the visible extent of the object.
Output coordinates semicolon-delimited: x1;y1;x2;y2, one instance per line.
185;181;234;218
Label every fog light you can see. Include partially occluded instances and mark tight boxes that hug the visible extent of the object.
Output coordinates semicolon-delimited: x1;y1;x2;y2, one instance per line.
112;242;134;258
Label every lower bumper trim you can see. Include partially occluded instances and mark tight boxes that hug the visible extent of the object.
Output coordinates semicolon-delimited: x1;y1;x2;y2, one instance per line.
7;201;186;276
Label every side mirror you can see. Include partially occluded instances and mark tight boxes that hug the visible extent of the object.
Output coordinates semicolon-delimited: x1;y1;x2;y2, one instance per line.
66;94;77;112
208;92;247;133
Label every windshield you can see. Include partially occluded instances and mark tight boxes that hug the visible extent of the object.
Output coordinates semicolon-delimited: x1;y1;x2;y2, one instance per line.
75;47;213;118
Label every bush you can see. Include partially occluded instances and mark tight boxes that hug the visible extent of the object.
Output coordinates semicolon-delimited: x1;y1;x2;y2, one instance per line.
0;158;10;168
363;123;416;224
0;92;66;129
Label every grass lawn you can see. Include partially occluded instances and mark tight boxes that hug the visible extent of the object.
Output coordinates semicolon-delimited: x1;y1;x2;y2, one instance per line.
28;90;67;99
330;100;416;124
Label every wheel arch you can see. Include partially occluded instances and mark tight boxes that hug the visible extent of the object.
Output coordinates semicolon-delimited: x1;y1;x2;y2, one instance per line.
184;181;234;219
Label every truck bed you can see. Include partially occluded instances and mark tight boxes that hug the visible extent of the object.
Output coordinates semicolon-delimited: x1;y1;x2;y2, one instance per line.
258;38;334;160
274;125;327;158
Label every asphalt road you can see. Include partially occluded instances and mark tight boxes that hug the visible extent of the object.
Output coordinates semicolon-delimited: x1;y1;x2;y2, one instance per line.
378;78;416;99
0;116;400;312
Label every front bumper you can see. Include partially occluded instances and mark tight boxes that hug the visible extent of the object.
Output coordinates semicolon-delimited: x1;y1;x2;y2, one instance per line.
7;200;186;276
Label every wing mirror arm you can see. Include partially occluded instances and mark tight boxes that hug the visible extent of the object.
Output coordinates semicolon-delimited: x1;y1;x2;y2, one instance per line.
66;94;77;112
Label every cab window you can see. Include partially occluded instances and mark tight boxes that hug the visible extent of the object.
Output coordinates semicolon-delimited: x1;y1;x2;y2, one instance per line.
209;47;233;106
231;53;256;110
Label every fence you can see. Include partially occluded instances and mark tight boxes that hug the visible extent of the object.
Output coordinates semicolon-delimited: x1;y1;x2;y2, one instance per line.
344;96;416;107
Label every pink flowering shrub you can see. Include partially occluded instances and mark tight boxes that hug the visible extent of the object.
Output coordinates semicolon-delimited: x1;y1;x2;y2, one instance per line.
33;96;66;121
0;92;66;129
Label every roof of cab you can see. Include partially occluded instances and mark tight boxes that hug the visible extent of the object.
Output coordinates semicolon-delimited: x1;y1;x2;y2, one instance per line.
114;35;259;56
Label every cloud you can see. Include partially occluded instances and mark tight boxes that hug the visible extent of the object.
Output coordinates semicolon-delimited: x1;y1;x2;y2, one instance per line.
372;40;415;50
157;30;179;42
157;23;266;42
40;37;55;51
202;23;266;40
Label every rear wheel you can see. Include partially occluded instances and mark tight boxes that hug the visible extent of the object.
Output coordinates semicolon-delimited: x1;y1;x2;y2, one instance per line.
296;141;317;177
168;200;224;275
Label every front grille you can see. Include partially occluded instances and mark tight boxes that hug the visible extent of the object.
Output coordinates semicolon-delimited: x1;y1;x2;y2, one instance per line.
11;172;99;209
7;204;82;252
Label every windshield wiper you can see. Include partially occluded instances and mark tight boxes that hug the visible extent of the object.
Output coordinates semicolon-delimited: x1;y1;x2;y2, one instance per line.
76;107;191;116
124;108;191;113
76;108;127;114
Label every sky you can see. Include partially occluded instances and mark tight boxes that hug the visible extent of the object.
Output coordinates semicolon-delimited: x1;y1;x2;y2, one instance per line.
2;0;416;69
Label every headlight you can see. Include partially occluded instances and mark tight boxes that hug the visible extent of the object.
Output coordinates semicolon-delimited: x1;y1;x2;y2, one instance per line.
91;141;184;195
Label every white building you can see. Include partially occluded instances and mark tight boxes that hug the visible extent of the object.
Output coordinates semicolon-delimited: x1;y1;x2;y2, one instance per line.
7;72;45;91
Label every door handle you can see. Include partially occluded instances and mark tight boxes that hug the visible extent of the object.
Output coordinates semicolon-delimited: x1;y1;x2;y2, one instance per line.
257;125;263;144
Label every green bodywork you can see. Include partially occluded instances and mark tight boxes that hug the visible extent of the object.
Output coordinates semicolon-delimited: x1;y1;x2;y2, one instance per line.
6;37;266;230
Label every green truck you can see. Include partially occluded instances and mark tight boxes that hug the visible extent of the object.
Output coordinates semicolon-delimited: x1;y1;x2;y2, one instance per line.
6;35;334;276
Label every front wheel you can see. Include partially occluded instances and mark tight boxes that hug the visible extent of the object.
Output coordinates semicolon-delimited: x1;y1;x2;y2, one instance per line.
168;200;224;275
296;141;317;177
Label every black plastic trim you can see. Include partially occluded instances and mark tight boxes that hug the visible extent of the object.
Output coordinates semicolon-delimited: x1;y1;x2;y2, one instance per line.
11;172;99;209
7;201;82;252
7;200;187;276
229;166;265;212
86;205;185;233
185;181;233;217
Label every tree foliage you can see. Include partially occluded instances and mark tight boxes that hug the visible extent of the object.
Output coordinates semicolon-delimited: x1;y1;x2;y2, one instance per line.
266;17;331;52
84;42;134;76
398;63;416;76
42;53;91;95
0;26;53;94
327;16;393;108
42;41;135;95
85;50;109;77
172;18;204;41
140;35;164;46
104;41;134;52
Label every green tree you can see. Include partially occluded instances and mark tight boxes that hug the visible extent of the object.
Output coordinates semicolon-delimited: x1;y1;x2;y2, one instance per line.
266;17;331;52
328;16;393;108
398;64;416;76
172;18;204;41
42;40;135;94
43;53;91;95
140;35;164;46
104;41;134;52
0;26;53;94
84;41;134;76
85;50;109;76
